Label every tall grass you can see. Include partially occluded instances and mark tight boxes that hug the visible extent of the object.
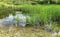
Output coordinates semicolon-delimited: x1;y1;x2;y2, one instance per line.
19;5;60;25
0;4;60;26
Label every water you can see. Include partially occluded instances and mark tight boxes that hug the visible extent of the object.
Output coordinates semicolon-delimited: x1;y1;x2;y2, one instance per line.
1;14;14;28
0;14;27;28
14;14;26;27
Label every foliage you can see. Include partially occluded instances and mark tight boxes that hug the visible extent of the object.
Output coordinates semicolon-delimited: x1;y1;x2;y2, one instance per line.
19;5;60;26
0;6;15;19
1;0;60;5
0;2;60;26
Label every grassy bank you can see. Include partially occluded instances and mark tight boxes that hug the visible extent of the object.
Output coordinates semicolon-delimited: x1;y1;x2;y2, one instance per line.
0;3;60;25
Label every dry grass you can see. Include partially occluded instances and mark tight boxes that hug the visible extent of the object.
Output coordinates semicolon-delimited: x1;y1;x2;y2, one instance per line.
0;27;57;37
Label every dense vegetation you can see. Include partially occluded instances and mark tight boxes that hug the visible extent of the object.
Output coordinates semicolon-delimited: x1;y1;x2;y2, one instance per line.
0;2;60;25
19;5;60;26
1;0;60;5
0;0;60;29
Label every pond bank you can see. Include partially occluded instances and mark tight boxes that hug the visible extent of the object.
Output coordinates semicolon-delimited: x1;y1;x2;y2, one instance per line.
0;27;59;37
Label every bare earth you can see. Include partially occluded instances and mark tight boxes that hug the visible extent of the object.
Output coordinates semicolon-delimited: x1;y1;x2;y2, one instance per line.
0;27;59;37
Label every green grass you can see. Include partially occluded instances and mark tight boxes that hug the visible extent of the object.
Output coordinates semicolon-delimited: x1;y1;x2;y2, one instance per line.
0;3;60;25
19;5;60;25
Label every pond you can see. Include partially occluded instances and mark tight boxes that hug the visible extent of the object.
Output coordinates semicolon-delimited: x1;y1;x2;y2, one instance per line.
0;13;27;29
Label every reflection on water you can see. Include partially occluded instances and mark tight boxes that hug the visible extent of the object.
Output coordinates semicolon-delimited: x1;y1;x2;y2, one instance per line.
0;14;27;29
